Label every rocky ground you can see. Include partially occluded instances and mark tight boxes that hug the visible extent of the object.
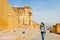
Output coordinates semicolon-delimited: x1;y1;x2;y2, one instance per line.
0;26;60;40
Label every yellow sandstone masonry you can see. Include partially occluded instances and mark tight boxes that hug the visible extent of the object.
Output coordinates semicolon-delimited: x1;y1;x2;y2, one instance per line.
13;7;40;28
56;23;60;33
53;23;60;33
0;0;18;31
13;7;32;25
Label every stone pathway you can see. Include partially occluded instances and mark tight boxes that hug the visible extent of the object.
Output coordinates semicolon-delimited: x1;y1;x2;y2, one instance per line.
0;26;60;40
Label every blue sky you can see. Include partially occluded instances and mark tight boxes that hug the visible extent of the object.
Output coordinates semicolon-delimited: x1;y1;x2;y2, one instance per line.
9;0;60;25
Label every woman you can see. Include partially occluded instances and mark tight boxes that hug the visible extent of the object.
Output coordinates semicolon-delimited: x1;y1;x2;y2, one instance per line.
40;22;46;40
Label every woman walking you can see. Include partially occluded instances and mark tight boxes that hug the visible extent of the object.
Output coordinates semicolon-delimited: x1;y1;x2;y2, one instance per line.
40;22;46;40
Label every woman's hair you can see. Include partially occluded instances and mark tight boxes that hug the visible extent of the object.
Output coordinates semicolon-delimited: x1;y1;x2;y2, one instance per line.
41;22;45;25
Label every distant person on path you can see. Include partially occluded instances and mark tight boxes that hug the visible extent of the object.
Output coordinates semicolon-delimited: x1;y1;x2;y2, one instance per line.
40;22;46;40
